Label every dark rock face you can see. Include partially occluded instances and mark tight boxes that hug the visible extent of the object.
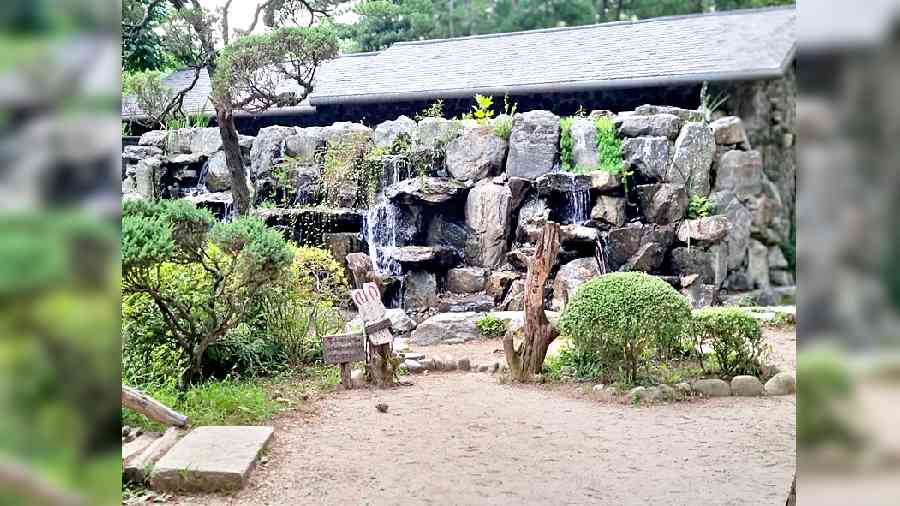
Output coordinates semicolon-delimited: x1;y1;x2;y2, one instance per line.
403;270;437;309
616;113;683;140
381;246;459;270
506;110;560;179
605;223;675;272
635;183;688;224
385;177;470;205
533;173;591;196
622;137;671;181
669;245;727;287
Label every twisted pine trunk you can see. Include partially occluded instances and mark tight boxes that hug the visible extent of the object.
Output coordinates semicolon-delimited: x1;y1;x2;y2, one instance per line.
216;103;253;216
504;222;560;381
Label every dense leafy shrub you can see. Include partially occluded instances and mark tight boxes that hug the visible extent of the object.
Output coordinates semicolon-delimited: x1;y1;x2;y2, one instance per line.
797;348;858;448
594;116;625;175
492;115;513;139
691;307;766;377
122;199;293;386
559;272;692;382
559;116;575;171
544;342;603;381
687;195;713;219
475;314;506;337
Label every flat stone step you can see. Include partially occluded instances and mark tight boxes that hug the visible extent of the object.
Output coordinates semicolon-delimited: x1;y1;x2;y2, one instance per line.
150;426;274;493
124;427;184;483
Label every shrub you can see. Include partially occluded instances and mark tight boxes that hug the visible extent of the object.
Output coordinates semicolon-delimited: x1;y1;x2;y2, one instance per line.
492;115;513;139
476;314;506;337
797;348;858;448
691;307;766;377
687;195;713;219
122;199;293;386
544;342;603;381
559;116;575;172
594;116;625;175
559;272;692;382
415;99;444;121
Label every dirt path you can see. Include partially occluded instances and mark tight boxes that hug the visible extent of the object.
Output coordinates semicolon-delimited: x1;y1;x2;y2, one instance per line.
173;377;795;505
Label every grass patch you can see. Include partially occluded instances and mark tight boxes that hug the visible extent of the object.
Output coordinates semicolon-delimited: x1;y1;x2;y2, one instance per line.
123;366;342;431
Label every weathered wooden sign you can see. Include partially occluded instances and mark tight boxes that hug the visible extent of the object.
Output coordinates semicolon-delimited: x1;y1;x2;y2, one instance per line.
351;282;393;346
321;332;366;365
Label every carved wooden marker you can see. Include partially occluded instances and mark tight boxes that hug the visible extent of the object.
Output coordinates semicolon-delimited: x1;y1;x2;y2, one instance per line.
321;332;365;389
350;282;395;387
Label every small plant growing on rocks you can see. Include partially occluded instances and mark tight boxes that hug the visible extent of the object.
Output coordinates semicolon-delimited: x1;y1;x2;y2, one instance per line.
687;195;713;219
691;307;767;377
469;94;495;124
594;116;625;176
415;99;444;121
476;314;506;338
559;272;692;383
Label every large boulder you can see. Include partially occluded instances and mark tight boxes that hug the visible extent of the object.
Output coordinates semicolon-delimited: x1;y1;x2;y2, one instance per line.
205;151;231;192
385;308;416;333
134;157;162;199
382;246;458;270
122;145;163;163
403;270;437;309
415;117;455;152
551;257;602;310
411;312;483;345
670;245;727;287
676;215;728;244
616;114;682;140
714;150;763;201
190;128;222;156
506;110;560;179
748;239;771;289
635;183;687;224
320;122;373;147
465;183;512;268
138;129;168;148
425;215;474;255
634;105;703;122
605;223;675;272
516;196;549;243
668;122;714;196
444;124;507;180
590;195;626;228
621;137;671;181
533;172;590;196
710;116;749;147
385;177;470;205
712;191;752;270
447;267;489;294
589;170;621;193
249;126;296;176
283;127;325;165
167;128;195;154
569;117;598;168
374;116;417;148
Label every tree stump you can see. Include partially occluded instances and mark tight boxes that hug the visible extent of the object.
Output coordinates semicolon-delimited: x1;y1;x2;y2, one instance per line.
504;222;560;381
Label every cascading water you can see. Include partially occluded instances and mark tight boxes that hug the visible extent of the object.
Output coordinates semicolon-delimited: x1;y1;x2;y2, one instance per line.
362;158;404;306
183;160;210;197
557;172;590;225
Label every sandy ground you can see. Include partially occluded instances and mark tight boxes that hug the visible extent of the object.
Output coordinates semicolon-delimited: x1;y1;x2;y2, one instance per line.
169;328;796;506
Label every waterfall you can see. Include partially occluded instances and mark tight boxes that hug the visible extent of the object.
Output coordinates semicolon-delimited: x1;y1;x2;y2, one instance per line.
364;159;403;276
183;160;210;197
563;187;590;225
594;234;610;275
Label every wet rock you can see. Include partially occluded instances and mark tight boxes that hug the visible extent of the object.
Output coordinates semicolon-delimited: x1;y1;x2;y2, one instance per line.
589;170;622;193
676;216;728;244
403;270;437;309
634;104;703;122
714;150;763;201
710;116;750;147
506;177;532;211
385;177;470;205
617;113;682;139
204;151;231;192
465;183;512;268
731;375;764;396
635;183;687;225
668;122;714;196
411;312;483;345
569;117;598;167
622;137;671;181
606;223;675;272
560;225;599;245
382;246;458;270
374;116;416;148
122;145;163;162
691;378;731;397
534;172;591;196
283;127;325;165
765;372;796;396
425;215;474;255
447;267;489;294
506;110;560;179
444;124;507;180
552;257;602;310
250;126;296;177
590;195;626;227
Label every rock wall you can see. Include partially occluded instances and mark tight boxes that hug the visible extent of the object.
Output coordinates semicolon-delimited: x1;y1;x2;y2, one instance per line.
123;100;796;315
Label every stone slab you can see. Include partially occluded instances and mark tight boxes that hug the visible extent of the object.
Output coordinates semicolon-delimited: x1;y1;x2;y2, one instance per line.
124;427;183;483
150;426;274;493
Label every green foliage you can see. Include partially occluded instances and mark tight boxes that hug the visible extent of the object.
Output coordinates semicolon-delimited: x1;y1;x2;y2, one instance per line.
544;342;604;381
594;116;625;175
415;99;445;121
559;272;692;382
475;314;506;337
691;307;766;377
320;135;379;208
122;0;180;72
490;95;517;139
699;81;729;122
559;116;575;172
687;195;713;219
470;94;495;124
122;199;294;386
123;70;175;128
797;348;859;449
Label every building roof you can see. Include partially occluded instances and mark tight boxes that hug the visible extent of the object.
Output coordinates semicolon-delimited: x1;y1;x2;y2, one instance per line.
123;6;796;119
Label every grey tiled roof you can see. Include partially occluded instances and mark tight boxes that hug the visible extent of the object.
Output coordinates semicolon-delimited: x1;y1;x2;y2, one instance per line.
123;6;795;118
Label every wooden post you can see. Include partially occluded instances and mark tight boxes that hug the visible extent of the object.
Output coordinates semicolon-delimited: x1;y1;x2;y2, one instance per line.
122;385;188;427
504;222;561;381
351;283;395;388
321;332;366;389
340;363;352;389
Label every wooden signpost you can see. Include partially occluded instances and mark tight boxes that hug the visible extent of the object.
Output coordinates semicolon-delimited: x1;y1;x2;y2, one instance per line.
351;282;395;387
321;282;395;389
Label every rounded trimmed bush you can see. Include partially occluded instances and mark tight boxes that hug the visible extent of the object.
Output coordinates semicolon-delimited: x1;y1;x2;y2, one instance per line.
691;307;765;377
559;272;692;382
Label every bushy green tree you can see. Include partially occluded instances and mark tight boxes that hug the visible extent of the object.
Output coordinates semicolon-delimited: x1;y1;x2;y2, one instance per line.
122;199;293;386
691;307;766;376
559;272;692;383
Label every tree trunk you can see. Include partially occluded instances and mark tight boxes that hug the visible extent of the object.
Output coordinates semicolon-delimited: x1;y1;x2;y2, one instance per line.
785;475;796;506
122;385;189;427
216;104;253;216
504;222;560;381
368;343;394;388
